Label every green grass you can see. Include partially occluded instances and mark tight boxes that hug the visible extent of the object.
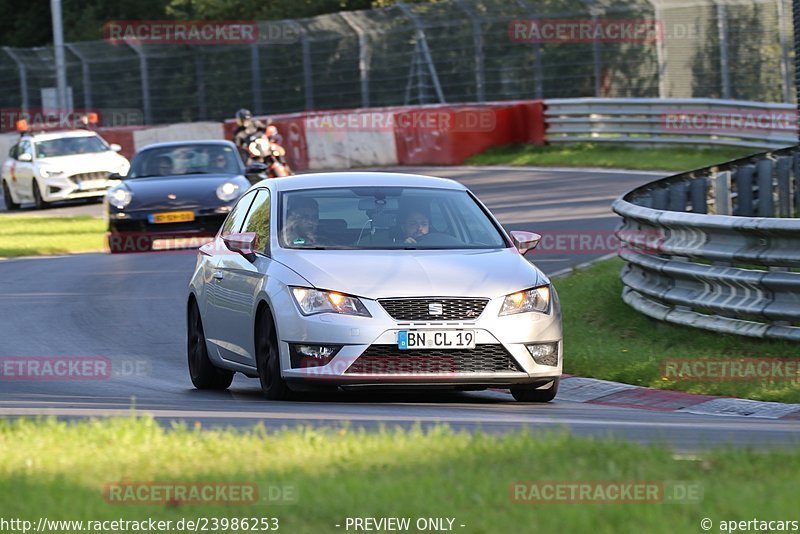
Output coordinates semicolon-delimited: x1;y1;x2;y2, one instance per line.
555;258;800;402
465;143;757;172
1;417;799;533
0;216;105;257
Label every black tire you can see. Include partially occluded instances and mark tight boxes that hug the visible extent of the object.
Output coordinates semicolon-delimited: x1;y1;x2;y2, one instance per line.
32;180;48;210
255;306;293;400
187;300;234;390
511;378;559;403
2;180;20;210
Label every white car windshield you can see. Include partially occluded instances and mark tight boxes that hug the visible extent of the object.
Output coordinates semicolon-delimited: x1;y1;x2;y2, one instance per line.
34;136;108;159
279;187;508;250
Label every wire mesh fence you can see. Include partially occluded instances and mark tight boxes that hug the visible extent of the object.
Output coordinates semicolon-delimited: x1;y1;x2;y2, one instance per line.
0;0;794;126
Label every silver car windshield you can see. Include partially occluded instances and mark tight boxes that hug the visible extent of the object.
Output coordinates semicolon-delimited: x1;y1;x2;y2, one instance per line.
279;187;507;250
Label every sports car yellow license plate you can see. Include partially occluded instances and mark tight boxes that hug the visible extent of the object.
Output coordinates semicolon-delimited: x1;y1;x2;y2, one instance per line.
150;211;195;224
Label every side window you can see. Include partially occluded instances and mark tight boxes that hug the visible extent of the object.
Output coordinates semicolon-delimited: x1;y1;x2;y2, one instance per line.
8;144;18;159
220;191;257;237
18;140;32;160
241;189;271;254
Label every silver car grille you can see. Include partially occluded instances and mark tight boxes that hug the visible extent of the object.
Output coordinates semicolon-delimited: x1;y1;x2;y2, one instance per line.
345;344;521;374
378;298;489;321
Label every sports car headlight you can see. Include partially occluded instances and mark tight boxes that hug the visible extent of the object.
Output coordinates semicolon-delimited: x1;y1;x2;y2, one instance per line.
499;285;551;316
108;187;133;209
39;168;64;178
216;182;240;202
291;287;371;317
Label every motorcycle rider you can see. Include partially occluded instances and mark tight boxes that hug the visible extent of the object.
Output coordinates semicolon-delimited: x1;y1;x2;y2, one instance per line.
232;108;268;163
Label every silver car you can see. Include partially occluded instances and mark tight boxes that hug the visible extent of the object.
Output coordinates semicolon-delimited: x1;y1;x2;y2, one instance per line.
187;172;562;402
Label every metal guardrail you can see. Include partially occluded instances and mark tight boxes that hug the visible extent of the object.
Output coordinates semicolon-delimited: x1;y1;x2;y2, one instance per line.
546;98;797;150
612;145;800;341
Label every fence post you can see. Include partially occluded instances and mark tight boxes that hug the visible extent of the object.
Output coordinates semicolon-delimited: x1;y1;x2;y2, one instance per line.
65;44;92;112
250;43;263;115
195;50;207;121
397;2;446;103
127;43;152;124
586;0;603;97
454;0;485;102
716;1;732;99
340;12;371;108
515;0;544;99
653;2;669;98
3;47;29;113
777;0;793;103
288;21;314;110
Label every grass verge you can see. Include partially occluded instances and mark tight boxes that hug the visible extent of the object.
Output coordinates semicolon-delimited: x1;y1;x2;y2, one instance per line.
555;258;800;402
1;417;799;533
465;143;757;172
0;216;105;257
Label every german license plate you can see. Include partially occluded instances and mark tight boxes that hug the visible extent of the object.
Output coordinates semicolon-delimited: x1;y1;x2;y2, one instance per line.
149;211;195;224
398;330;475;350
78;179;105;191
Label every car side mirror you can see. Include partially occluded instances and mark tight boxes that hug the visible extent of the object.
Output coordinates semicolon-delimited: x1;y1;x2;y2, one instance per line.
510;230;541;255
18;153;32;162
222;232;258;262
245;163;268;174
109;144;122;153
108;172;125;180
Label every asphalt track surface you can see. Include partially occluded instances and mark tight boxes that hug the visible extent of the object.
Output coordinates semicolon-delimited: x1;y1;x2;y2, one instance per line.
2;166;799;451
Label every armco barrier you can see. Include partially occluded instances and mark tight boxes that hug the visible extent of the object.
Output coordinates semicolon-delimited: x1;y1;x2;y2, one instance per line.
546;98;796;150
612;146;800;341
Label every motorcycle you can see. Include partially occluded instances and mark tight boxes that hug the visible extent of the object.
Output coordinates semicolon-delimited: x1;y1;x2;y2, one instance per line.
247;126;292;178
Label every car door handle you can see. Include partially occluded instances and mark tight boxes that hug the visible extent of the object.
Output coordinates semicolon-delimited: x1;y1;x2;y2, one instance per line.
213;271;224;281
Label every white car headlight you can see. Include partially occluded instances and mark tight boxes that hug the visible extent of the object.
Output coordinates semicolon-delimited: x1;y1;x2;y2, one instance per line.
499;285;551;316
39;168;64;178
291;287;371;317
108;187;133;209
216;182;240;202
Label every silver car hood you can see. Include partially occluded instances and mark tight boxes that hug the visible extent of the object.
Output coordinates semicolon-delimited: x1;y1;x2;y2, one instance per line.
273;248;548;299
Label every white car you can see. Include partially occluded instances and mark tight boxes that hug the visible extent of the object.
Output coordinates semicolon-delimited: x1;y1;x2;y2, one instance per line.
1;129;130;210
187;172;563;402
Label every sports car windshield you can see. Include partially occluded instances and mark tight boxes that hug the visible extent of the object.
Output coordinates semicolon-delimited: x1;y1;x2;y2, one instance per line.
34;135;108;159
128;145;240;178
279;187;508;250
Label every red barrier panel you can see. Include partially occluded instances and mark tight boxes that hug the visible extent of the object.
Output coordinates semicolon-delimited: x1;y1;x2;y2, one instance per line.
96;126;141;160
393;101;545;166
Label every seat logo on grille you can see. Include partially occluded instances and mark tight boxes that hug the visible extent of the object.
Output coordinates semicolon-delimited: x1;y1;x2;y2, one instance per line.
428;303;443;316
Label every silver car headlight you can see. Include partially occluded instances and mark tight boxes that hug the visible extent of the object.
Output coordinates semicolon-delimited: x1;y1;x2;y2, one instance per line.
108;187;133;209
499;285;551;316
291;287;371;317
216;182;240;202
